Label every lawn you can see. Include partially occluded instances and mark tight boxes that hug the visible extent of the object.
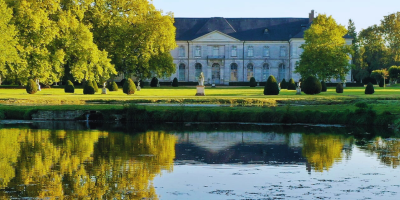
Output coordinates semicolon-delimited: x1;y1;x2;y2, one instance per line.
0;85;400;114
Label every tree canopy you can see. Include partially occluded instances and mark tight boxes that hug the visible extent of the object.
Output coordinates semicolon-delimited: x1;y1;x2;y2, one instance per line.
1;0;176;85
295;14;352;81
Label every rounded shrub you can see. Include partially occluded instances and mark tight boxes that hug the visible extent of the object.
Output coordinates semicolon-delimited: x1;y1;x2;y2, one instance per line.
303;76;322;95
379;77;384;87
108;81;119;91
172;77;179;87
64;80;75;93
92;81;99;93
83;81;95;94
280;79;288;89
321;81;327;92
287;78;296;90
249;77;256;87
336;83;343;93
264;75;280;95
123;78;136;95
150;77;158;87
365;82;375;94
119;79;126;87
26;79;38;94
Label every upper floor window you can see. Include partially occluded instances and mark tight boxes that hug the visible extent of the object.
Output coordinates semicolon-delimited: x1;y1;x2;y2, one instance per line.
248;46;254;57
195;46;201;57
213;46;219;56
179;46;185;57
231;46;237;57
263;46;270;57
280;46;286;57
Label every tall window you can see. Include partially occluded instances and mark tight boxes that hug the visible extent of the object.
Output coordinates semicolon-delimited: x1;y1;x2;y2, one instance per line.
247;63;254;81
231;46;237;57
263;46;270;57
263;64;270;81
195;63;202;78
248;46;254;57
195;46;201;57
179;64;185;81
213;46;219;57
230;63;238;81
279;64;285;81
179;46;185;57
280;46;286;57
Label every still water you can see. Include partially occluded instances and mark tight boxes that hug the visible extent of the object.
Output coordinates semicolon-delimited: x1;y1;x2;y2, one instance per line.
0;122;399;199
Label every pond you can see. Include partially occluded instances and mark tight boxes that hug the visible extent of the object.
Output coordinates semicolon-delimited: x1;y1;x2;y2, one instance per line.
0;122;399;199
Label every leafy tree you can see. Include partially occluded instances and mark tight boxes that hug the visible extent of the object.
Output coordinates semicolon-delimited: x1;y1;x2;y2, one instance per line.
381;12;400;66
64;80;74;93
295;14;352;81
87;0;177;79
371;69;389;87
388;66;400;83
264;75;279;95
0;0;19;85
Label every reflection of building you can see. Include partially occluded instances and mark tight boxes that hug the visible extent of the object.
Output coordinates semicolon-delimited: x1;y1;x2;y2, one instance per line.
174;132;305;164
162;10;352;85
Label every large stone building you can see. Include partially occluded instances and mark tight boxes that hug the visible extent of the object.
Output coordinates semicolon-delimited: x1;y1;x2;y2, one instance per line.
162;10;352;85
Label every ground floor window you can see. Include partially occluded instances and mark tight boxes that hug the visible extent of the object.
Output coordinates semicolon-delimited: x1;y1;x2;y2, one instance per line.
279;64;285;82
263;64;269;81
247;63;254;81
231;63;238;81
179;64;185;81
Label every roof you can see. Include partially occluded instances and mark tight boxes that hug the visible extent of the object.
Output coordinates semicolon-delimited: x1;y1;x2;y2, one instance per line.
174;17;310;41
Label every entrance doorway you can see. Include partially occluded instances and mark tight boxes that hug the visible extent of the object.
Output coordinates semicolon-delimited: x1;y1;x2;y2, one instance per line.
212;63;220;84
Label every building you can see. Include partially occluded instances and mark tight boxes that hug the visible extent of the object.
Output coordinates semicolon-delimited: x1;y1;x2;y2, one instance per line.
162;10;352;85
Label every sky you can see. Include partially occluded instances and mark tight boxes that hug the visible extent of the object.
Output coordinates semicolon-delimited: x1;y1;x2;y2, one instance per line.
152;0;400;32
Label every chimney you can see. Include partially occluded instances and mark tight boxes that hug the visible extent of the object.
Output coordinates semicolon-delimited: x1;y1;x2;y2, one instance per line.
309;10;315;23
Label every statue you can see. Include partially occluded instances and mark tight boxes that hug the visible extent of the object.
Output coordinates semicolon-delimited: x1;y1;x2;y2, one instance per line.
137;79;141;91
198;72;205;86
102;82;107;94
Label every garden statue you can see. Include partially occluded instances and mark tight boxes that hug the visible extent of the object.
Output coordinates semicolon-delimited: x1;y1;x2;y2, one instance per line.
36;79;41;91
198;72;205;86
137;79;141;91
296;81;301;95
102;82;107;94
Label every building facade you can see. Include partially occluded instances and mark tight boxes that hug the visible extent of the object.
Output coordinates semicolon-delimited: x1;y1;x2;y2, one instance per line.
162;10;352;85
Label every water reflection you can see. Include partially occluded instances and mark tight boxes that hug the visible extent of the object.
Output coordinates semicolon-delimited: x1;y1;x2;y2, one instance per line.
0;128;176;199
0;122;399;199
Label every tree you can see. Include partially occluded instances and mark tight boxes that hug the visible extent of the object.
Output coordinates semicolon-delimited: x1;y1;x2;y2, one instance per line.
388;66;400;83
295;14;352;81
303;76;322;95
381;12;400;66
371;69;389;87
86;0;177;79
0;0;19;85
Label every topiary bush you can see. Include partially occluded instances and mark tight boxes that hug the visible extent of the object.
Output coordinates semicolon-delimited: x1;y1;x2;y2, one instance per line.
83;81;95;94
336;83;343;93
92;81;99;93
108;81;119;91
287;78;296;90
64;80;75;93
123;78;136;95
321;81;327;92
264;75;280;95
303;76;322;95
26;79;38;94
365;82;374;94
172;77;179;87
150;77;158;87
280;79;288;89
379;77;384;87
249;77;256;87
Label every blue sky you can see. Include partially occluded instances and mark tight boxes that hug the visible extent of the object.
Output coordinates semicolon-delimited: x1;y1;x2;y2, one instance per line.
152;0;400;32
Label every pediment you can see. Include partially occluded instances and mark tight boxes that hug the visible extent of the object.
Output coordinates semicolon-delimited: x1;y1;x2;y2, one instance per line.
193;31;240;42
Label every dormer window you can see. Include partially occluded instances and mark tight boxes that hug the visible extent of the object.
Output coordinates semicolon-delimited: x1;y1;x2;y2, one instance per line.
248;46;254;57
231;46;237;57
263;46;270;57
179;46;185;57
195;46;201;57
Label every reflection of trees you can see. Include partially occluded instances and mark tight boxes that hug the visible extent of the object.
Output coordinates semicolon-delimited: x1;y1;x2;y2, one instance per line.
302;134;350;172
0;129;176;199
361;137;400;168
